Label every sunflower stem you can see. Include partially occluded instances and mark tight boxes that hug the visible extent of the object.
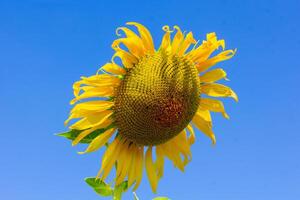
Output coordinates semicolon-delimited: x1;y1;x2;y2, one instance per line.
133;192;140;200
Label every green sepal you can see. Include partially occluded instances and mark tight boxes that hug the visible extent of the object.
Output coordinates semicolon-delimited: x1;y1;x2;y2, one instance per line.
152;197;171;200
56;124;115;144
85;177;113;197
113;181;128;200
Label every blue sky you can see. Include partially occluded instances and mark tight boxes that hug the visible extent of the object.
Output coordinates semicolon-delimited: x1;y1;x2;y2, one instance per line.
1;0;300;199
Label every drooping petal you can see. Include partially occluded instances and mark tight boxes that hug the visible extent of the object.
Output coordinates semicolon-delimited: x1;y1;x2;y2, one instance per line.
192;112;216;144
159;142;184;171
200;68;227;83
145;147;158;193
171;131;192;165
196;108;212;124
201;83;238;101
116;140;132;185
133;146;144;191
78;128;116;154
128;146;138;187
155;146;165;179
98;137;122;180
126;22;155;53
200;98;229;119
186;124;196;145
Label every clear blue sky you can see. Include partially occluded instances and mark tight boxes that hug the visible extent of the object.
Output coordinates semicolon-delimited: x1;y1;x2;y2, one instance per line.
1;0;299;199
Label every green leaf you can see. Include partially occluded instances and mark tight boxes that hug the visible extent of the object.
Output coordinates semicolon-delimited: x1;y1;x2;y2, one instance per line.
56;124;114;144
113;181;128;200
152;197;171;200
85;177;113;197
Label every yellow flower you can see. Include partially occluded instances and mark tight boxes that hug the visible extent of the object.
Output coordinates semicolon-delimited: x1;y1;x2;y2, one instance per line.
65;22;237;193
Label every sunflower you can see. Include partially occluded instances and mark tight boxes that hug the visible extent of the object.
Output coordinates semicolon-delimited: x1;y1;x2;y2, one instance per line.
65;22;237;193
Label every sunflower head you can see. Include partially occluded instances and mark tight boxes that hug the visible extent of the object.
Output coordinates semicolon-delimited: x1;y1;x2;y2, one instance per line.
114;50;200;145
64;22;237;193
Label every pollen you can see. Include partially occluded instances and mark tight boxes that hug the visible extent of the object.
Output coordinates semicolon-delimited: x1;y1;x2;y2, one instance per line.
113;50;200;145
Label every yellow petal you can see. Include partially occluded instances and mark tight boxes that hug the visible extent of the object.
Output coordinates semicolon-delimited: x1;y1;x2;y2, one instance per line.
71;101;113;112
100;63;126;75
171;131;192;165
70;126;98;146
112;37;145;58
201;83;238;101
70;87;115;105
171;26;184;53
78;128;116;154
192;113;216;144
98;137;122;180
116;26;139;38
155;146;164;179
126;22;155;53
200;98;229;119
128;146;138;187
112;49;138;69
186;124;196;145
116;140;132;185
70;110;112;131
71;119;112;146
133;146;144;191
66;101;114;124
145;147;158;193
177;32;197;56
200;68;227;83
196;108;212;124
115;26;145;56
196;49;236;72
159;142;184;171
73;74;120;97
160;25;172;51
187;32;225;63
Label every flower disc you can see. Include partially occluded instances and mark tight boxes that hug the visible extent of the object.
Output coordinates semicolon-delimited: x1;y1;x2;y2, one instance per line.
114;51;200;145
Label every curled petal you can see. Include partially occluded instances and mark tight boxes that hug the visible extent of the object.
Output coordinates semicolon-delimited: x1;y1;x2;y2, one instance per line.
112;38;145;58
126;22;155;53
160;25;173;51
112;49;138;69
